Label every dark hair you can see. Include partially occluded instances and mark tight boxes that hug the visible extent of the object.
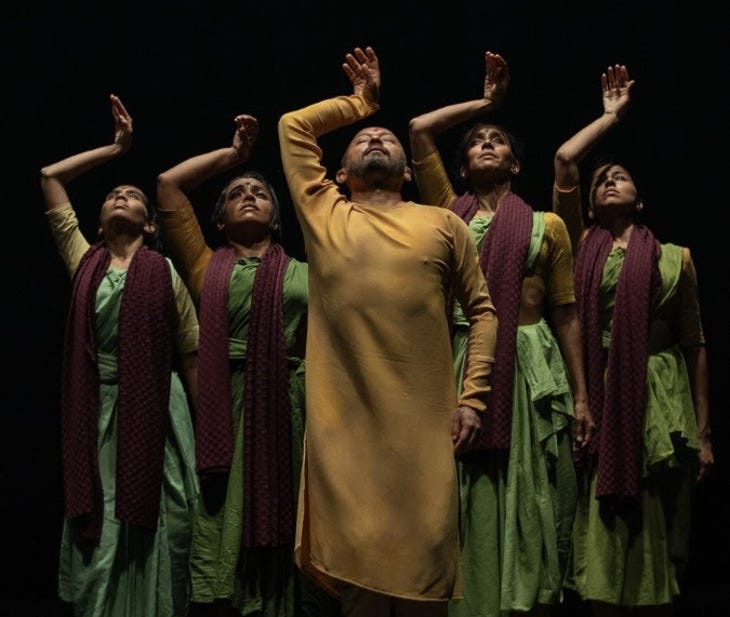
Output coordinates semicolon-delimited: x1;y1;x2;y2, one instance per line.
586;152;642;212
211;170;282;240
100;184;162;251
143;199;163;251
126;185;162;251
452;121;526;193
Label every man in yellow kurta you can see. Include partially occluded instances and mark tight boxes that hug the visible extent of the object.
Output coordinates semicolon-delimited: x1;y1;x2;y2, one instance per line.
278;47;498;617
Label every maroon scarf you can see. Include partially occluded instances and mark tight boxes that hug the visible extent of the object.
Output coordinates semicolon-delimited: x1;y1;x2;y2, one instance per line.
451;191;533;450
197;244;294;547
61;243;174;542
574;224;662;502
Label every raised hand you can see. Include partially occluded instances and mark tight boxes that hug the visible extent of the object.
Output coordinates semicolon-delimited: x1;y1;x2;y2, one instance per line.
110;94;133;152
342;46;380;105
601;65;634;120
232;114;260;162
483;51;510;107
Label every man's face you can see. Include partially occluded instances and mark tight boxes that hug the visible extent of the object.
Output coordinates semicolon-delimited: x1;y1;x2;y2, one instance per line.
344;127;408;177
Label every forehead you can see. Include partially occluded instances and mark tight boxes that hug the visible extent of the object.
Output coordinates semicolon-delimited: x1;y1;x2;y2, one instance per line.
592;163;631;181
109;184;144;194
351;126;400;142
107;185;147;202
470;125;508;140
226;177;270;192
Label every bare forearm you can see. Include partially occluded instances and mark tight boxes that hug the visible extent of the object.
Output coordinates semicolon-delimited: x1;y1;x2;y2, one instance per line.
40;144;126;209
551;304;588;401
41;143;126;184
554;112;621;188
158;147;243;193
684;345;710;435
411;99;499;137
410;99;498;161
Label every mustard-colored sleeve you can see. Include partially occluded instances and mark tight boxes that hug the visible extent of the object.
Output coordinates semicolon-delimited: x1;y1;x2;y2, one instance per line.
411;150;459;208
449;212;498;413
552;183;584;254
278;95;380;231
544;212;576;307
678;247;706;347
168;260;199;355
45;202;91;279
157;200;212;303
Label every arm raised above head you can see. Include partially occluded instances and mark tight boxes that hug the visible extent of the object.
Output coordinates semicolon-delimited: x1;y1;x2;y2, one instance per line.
40;94;133;212
409;51;509;164
277;46;382;217
554;65;634;190
156;114;259;211
553;65;635;249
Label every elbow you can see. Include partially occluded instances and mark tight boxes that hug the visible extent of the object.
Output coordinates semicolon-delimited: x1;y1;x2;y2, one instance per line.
40;166;55;184
554;148;572;169
278;112;295;132
156;171;174;192
39;166;58;191
408;116;426;138
550;302;576;328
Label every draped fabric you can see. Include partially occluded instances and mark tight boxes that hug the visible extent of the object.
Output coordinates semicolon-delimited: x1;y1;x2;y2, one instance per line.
574;224;662;502
452;191;534;449
61;243;175;540
196;247;238;474
197;244;294;547
242;244;293;547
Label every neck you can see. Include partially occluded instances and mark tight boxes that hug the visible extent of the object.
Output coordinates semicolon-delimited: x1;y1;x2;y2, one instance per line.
602;217;635;247
474;182;512;215
350;186;404;207
105;234;145;264
229;236;273;259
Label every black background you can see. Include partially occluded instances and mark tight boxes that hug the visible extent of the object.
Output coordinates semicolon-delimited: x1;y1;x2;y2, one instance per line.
3;1;727;615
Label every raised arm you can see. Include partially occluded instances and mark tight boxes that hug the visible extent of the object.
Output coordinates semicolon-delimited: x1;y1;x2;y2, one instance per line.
156;114;259;210
554;65;634;190
277;46;381;225
553;65;634;249
409;51;509;163
342;45;381;108
40;94;132;212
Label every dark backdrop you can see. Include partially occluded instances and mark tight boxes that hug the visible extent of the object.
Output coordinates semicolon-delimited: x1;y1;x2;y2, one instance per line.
3;2;727;615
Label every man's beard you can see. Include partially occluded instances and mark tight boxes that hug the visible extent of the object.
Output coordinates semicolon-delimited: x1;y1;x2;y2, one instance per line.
351;155;404;178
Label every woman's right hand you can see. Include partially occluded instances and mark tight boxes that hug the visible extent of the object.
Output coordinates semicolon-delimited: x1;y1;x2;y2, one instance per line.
110;93;133;152
483;50;510;108
232;113;260;161
601;65;634;120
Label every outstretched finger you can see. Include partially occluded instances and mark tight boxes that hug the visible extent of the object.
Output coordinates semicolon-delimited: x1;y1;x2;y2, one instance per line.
111;94;132;121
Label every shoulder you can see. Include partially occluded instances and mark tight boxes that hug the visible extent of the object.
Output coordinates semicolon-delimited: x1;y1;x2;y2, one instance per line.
288;256;308;270
543;212;571;244
543;211;567;230
660;242;687;260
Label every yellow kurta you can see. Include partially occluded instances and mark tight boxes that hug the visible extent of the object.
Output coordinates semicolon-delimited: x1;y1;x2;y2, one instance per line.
278;95;497;601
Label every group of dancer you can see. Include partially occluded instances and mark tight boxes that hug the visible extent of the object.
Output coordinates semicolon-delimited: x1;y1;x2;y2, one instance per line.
41;45;713;617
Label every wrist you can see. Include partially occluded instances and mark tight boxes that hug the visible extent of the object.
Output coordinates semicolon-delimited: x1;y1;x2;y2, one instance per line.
481;97;501;111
